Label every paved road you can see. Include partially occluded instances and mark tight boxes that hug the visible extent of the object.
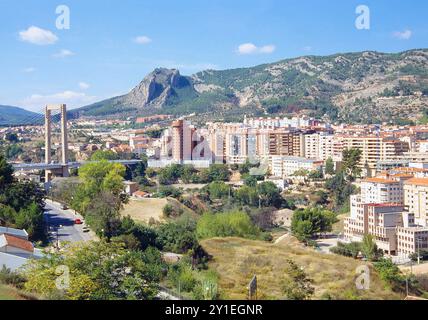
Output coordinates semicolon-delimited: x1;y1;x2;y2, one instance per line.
44;200;95;244
316;236;340;254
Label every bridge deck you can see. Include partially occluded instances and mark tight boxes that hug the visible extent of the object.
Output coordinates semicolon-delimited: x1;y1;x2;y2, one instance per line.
12;160;142;171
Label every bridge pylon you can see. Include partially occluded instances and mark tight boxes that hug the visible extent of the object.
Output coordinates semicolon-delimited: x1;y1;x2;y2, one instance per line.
45;104;69;182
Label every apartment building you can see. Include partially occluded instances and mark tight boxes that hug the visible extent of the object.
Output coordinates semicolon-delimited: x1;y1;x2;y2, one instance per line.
360;172;413;204
268;129;304;158
404;178;428;227
270;156;323;178
344;174;428;257
304;133;335;161
397;226;428;257
335;135;410;176
345;203;404;255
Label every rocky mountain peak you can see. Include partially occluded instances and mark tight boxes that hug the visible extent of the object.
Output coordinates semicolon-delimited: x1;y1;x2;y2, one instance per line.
124;68;192;108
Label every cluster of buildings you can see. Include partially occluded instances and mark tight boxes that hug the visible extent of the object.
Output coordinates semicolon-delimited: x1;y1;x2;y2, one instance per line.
147;116;428;180
344;167;428;257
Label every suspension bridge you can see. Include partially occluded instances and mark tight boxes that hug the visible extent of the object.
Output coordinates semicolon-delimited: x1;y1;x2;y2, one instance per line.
5;104;140;182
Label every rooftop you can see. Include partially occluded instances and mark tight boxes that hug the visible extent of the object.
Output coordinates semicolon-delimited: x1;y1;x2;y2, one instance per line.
362;178;399;185
0;234;34;253
404;178;428;187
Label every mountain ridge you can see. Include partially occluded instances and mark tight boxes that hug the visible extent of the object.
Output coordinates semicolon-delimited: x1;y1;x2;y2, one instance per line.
0;105;41;126
75;49;428;124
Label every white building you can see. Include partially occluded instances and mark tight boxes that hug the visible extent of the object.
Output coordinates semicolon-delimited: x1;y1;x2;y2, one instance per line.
0;227;43;271
270;156;322;178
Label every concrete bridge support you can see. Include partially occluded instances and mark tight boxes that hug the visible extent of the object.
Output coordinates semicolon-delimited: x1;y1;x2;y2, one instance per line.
45;104;69;182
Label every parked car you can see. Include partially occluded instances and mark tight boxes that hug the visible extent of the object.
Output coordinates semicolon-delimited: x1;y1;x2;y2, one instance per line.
74;219;83;225
62;204;69;210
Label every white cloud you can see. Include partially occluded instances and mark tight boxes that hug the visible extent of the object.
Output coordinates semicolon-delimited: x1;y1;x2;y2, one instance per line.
21;91;97;110
22;67;36;73
19;26;58;45
53;49;75;58
78;82;90;90
134;36;152;44
393;29;412;40
237;43;276;55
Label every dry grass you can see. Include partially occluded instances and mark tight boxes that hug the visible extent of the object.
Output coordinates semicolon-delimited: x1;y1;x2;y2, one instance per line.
201;236;403;300
121;198;168;223
121;197;196;223
0;285;34;300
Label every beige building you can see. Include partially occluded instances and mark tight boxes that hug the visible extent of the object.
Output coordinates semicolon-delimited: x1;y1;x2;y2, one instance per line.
335;135;410;176
345;202;405;255
404;178;428;227
304;133;334;161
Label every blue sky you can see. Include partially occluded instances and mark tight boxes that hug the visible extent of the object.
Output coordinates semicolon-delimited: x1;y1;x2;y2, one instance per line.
0;0;427;111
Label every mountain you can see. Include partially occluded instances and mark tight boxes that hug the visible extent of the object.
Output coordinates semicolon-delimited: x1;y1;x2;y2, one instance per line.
76;49;428;124
0;105;41;126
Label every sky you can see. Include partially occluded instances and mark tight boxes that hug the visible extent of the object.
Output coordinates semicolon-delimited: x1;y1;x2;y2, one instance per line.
0;0;427;112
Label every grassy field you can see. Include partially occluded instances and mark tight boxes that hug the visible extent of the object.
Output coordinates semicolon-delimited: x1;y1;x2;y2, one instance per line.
121;197;196;223
0;284;30;300
201;236;403;300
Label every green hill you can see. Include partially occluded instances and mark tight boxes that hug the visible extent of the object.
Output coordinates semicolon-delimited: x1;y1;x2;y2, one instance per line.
0;105;41;126
76;49;428;124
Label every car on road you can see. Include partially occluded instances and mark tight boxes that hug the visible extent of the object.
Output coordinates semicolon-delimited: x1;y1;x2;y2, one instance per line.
62;204;69;210
82;227;90;233
74;219;83;225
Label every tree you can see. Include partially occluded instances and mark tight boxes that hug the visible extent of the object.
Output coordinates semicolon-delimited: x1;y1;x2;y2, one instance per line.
342;148;362;180
282;259;314;300
4;133;18;143
90;150;120;161
325;172;356;210
207;181;230;200
205;164;231;182
85;192;122;240
73;161;126;213
325;157;335;175
243;175;258;188
14;202;45;240
235;185;258;207
156;218;199;254
0;154;13;190
257;182;283;208
291;207;337;243
361;234;382;261
24;241;163;300
158;164;183;185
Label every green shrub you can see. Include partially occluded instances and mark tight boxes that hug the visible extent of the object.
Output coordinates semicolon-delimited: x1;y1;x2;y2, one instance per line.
196;211;260;240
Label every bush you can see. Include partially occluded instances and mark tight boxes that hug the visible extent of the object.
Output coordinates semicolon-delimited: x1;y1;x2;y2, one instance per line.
156;218;199;254
196;211;260;240
163;204;174;218
330;242;362;258
0;266;26;289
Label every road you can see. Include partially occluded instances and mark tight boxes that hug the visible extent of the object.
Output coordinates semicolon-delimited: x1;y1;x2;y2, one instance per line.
315;235;340;254
44;199;95;244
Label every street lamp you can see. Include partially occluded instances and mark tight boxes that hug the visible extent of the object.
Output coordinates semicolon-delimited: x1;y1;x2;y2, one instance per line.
416;237;423;265
56;224;63;250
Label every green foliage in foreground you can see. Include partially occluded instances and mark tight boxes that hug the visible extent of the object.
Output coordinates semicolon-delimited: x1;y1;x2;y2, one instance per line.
196;211;260;240
23;241;164;300
282;259;314;300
